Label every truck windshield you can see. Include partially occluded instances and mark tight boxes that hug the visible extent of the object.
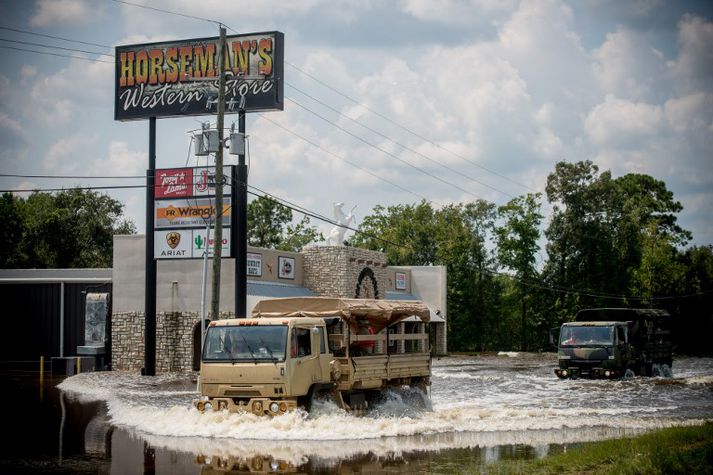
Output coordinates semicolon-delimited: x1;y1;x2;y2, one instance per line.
202;325;288;362
560;325;614;347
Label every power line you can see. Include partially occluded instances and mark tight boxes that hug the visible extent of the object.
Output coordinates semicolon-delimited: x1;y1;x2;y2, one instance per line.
6;26;523;203
0;38;113;58
109;0;224;27
0;45;113;63
286;96;484;201
286;61;534;193
0;26;113;49
3;7;529;197
0;173;144;179
287;82;516;199
1;184;144;193
4;178;707;303
256;114;438;205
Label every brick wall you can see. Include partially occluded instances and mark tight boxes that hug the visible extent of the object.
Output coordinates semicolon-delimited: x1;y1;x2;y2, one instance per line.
303;246;388;299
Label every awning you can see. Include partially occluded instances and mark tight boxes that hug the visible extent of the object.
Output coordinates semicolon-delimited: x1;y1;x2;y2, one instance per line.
385;291;445;323
247;281;315;315
251;296;430;332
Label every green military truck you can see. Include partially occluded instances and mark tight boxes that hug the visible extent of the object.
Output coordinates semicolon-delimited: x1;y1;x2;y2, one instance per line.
194;297;432;415
553;308;673;379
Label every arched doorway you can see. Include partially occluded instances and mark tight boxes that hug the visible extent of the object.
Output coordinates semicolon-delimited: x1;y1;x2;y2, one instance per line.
192;320;211;371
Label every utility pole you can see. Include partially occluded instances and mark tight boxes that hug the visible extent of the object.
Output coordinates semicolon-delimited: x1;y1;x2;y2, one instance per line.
210;26;227;323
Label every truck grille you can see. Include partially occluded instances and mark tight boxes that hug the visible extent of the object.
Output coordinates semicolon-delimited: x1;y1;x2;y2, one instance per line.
224;390;261;397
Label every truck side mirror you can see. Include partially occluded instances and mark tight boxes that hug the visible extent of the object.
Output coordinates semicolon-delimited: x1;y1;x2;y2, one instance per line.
549;327;560;347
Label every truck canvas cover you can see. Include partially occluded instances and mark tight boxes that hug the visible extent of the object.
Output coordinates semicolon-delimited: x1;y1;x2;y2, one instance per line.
251;297;430;333
575;308;670;323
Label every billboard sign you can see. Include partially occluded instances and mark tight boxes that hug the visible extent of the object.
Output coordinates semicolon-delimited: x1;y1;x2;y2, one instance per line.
115;31;284;121
155;197;231;228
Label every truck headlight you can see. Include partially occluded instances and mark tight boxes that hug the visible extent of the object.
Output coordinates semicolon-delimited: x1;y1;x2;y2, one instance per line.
604;370;611;377
562;370;568;377
269;402;280;413
204;402;212;411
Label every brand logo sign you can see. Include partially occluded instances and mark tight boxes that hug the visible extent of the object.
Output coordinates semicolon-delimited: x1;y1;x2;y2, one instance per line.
155;168;193;198
192;228;231;257
193;166;231;196
155;198;231;228
154;229;192;258
115;31;284;121
154;229;231;259
155;166;231;198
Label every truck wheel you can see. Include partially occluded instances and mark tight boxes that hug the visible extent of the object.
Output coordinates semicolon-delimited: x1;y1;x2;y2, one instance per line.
624;369;635;379
652;364;662;377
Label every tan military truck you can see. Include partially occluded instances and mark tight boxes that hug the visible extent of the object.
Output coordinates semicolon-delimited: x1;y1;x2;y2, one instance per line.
194;297;432;415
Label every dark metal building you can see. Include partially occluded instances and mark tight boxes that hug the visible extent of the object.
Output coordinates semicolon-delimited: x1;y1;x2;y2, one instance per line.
0;269;112;369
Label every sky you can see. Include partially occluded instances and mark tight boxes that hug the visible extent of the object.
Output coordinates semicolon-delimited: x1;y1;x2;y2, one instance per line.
0;0;711;259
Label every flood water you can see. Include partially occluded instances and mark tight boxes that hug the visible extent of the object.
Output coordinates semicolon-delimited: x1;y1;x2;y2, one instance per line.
2;353;712;474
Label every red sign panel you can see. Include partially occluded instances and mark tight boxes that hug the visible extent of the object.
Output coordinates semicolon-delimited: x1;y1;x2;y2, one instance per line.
155;168;193;198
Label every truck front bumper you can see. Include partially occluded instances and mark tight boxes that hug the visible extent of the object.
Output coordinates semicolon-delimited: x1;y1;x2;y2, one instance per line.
194;396;298;416
554;367;621;379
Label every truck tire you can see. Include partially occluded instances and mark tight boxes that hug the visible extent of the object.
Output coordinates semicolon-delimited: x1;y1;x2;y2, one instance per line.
624;368;635;379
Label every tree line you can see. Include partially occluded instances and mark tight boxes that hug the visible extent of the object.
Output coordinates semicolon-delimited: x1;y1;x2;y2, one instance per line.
2;160;710;354
351;161;712;355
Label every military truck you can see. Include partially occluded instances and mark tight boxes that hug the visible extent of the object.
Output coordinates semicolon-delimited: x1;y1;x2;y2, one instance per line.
552;308;673;379
194;297;431;415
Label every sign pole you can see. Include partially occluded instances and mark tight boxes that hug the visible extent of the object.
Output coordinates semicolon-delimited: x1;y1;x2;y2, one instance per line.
144;116;157;376
235;110;247;318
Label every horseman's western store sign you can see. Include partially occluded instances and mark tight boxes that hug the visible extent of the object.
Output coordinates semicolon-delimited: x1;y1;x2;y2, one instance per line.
115;31;284;120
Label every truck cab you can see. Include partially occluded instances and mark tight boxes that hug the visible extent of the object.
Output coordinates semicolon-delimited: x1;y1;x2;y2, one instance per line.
554;321;629;378
197;317;332;415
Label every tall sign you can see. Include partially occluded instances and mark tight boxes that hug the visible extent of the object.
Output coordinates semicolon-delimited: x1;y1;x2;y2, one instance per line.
115;31;284;120
115;30;283;374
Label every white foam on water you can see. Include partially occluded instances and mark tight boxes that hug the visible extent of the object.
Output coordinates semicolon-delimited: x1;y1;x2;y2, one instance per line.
57;354;713;463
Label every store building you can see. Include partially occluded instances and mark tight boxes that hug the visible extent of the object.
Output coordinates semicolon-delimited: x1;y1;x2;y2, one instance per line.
112;235;447;372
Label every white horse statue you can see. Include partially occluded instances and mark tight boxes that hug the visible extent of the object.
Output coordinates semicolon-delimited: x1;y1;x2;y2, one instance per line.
326;202;357;246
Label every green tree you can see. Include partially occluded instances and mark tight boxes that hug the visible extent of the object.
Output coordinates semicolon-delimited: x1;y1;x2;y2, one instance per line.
247;196;322;252
543;161;690;321
354;200;503;351
352;200;437;265
0;193;26;267
0;189;135;268
495;193;543;350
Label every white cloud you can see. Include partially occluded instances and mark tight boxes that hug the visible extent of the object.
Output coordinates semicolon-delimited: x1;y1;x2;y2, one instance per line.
0;113;28;140
44;134;97;171
592;26;667;100
21;65;38;79
584;95;665;147
664;92;713;133
671;15;713;94
400;0;515;26
98;141;147;177
532;127;563;158
30;0;100;26
23;57;113;126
